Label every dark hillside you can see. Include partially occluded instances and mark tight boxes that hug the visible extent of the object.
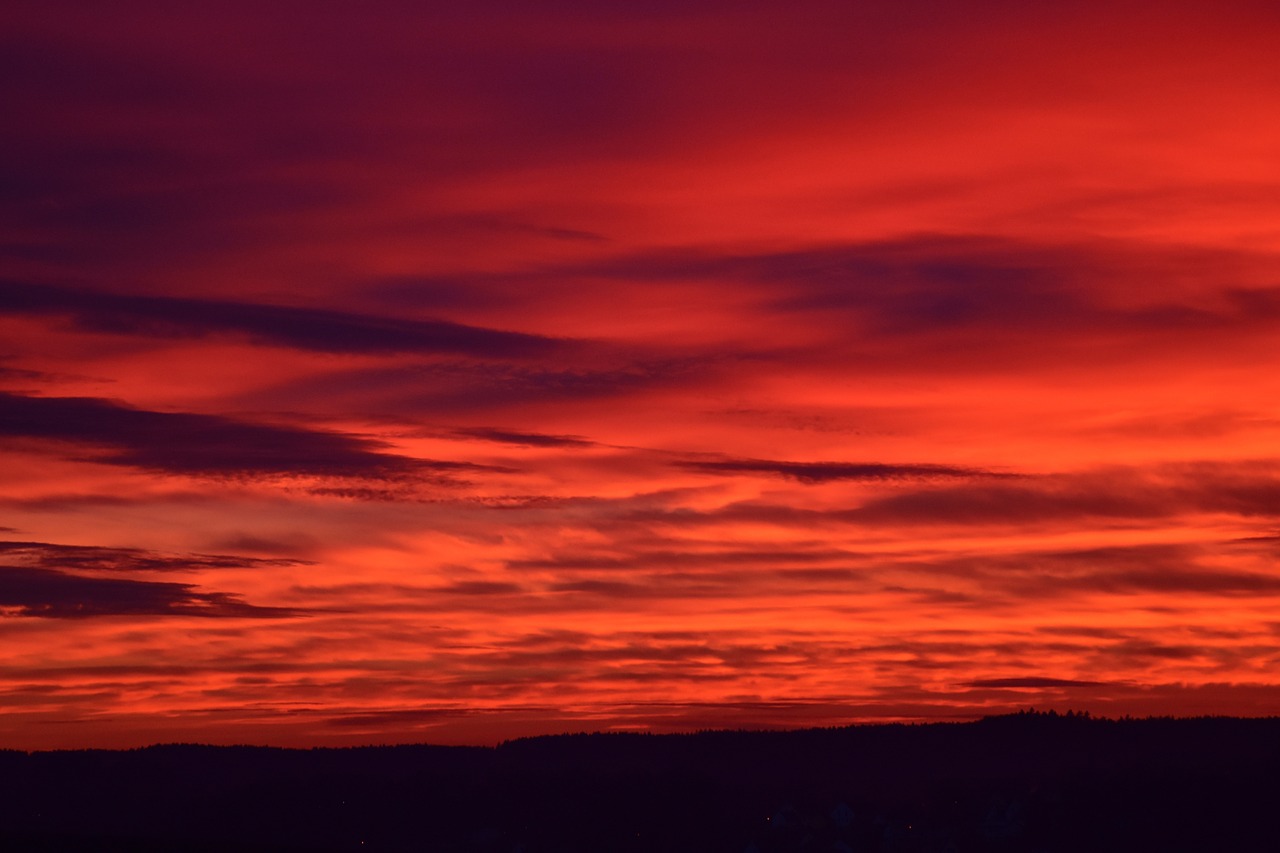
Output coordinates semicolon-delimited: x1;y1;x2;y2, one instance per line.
1;713;1277;852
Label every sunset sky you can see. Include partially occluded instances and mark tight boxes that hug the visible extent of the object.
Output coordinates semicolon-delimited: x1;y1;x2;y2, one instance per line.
4;1;1280;749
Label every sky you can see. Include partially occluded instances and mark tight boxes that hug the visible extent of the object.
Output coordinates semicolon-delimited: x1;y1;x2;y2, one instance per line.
3;0;1280;749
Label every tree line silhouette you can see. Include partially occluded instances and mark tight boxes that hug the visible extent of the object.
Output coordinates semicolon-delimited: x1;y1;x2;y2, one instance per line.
1;712;1277;851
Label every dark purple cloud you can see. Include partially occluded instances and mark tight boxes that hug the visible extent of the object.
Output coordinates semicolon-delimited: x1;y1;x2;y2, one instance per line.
889;542;1280;604
563;237;1280;363
682;456;998;483
593;461;1280;535
1087;568;1280;596
430;580;524;596
0;282;560;358
451;427;596;447
339;235;1280;377
0;540;310;573
0;392;478;479
1098;640;1204;662
966;677;1108;688
848;482;1173;525
844;466;1280;527
586;235;1075;316
0;1;781;281
244;356;714;416
0;565;303;619
0;365;60;385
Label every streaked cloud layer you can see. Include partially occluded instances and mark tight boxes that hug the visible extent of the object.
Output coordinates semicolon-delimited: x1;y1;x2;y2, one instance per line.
3;0;1280;748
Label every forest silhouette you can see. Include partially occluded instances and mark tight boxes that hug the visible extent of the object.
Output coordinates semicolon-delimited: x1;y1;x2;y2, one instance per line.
2;712;1277;852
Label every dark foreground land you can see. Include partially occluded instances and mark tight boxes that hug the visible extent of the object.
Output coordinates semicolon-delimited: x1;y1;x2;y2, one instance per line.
2;712;1278;852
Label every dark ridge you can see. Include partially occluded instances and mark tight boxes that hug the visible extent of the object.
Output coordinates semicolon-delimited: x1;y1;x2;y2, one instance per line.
2;713;1279;851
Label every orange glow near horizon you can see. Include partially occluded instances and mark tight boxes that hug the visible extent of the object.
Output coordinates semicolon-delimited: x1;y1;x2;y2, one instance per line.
4;1;1280;749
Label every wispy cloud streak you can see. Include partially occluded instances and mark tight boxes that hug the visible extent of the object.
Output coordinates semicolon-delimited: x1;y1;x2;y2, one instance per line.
0;282;561;358
0;392;477;480
681;456;1000;483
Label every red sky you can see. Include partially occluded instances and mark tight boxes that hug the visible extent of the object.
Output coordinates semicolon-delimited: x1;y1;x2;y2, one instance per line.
3;0;1280;748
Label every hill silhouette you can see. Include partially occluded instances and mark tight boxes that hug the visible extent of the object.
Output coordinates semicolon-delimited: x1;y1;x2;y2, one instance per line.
2;712;1277;851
